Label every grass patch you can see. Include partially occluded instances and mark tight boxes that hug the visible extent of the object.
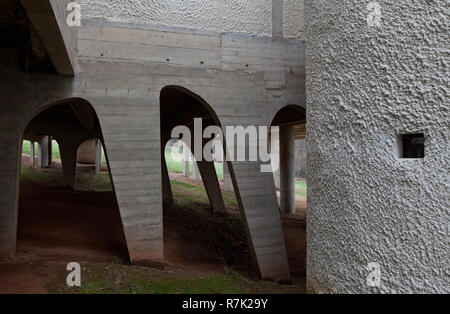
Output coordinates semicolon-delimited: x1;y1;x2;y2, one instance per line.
171;180;239;212
91;173;113;192
295;179;307;197
20;166;52;181
48;260;303;294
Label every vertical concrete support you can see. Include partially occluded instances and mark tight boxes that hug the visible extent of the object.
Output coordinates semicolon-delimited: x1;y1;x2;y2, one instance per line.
279;125;295;214
59;142;77;189
29;141;35;168
0;134;20;258
183;142;190;177
161;148;174;205
192;159;200;181
271;128;281;189
95;139;102;174
47;136;53;166
197;160;227;213
222;160;235;192
272;0;283;39
39;136;49;168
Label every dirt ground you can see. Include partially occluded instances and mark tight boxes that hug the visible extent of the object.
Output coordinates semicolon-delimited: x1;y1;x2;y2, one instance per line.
0;155;307;294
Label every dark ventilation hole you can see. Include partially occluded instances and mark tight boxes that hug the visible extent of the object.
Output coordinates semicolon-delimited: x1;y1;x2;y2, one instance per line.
398;133;425;158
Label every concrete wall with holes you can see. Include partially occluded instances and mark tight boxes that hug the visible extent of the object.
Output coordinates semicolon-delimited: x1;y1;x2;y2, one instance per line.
305;0;449;293
78;0;304;39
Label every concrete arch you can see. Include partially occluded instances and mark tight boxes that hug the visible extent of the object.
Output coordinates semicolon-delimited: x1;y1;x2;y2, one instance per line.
160;85;227;213
2;98;130;261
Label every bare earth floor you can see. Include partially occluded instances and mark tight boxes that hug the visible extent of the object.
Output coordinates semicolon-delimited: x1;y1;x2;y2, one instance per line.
0;156;306;294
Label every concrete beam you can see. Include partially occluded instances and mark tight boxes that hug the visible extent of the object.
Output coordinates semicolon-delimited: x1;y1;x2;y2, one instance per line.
21;0;77;75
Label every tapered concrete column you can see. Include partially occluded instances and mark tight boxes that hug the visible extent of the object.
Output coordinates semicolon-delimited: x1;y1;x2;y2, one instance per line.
161;149;174;205
197;160;227;213
59;142;77;189
222;160;235;192
95;139;102;174
183;142;190;177
271;128;281;189
38;136;49;168
29;141;35;168
279;125;295;214
192;159;200;181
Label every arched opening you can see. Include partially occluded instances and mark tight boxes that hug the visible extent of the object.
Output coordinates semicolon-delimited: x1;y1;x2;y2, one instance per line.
270;105;307;281
160;86;253;271
17;99;129;262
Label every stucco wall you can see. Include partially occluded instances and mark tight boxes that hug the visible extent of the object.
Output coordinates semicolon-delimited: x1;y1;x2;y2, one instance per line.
283;0;305;38
78;0;304;38
306;0;449;293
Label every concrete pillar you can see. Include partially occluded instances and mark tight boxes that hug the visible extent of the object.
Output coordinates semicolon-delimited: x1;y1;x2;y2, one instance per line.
47;136;52;166
183;142;190;177
0;135;20;258
222;160;235;192
59;141;77;189
95;139;102;174
197;160;227;213
77;139;96;164
192;159;200;181
272;0;283;39
271;128;281;189
279;125;295;214
161;149;174;205
29;141;35;168
37;136;49;168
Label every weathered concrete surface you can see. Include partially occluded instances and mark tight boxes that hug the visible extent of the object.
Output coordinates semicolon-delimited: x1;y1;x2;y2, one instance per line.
77;139;97;164
78;0;304;39
306;0;449;293
21;0;77;74
0;16;304;281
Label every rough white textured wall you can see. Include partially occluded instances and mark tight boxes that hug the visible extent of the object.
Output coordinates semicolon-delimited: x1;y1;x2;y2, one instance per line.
283;0;304;38
78;0;304;38
306;0;449;293
79;0;272;36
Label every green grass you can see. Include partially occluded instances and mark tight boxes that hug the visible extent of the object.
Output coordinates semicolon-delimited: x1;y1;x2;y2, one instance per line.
295;179;307;197
171;180;239;212
50;261;304;294
91;173;113;192
20;166;52;180
165;146;223;180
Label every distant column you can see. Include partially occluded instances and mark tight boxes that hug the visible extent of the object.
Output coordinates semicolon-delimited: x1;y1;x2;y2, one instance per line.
279;125;295;214
183;142;190;177
193;159;200;181
38;136;49;168
95;139;102;174
29;141;35;168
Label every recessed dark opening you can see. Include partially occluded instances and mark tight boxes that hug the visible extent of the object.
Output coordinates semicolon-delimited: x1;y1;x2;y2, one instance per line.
398;133;424;158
